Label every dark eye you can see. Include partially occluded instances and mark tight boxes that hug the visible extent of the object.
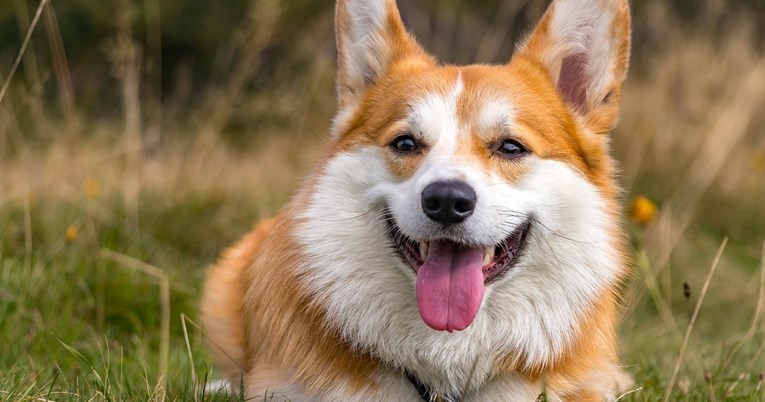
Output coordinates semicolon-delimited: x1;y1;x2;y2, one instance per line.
496;139;528;158
391;135;418;153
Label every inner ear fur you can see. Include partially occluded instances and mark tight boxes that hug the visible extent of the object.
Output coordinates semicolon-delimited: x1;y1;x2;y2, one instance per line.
335;0;434;115
517;0;631;134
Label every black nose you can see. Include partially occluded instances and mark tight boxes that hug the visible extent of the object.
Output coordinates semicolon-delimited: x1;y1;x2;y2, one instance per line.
421;180;477;225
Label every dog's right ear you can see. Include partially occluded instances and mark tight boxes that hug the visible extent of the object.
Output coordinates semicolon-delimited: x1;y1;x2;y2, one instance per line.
334;0;434;132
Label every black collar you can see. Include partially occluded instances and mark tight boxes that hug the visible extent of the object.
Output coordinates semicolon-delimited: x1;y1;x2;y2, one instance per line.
406;370;544;401
406;371;454;402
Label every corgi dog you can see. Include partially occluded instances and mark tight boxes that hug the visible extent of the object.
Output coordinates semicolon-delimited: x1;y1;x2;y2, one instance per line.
202;0;633;400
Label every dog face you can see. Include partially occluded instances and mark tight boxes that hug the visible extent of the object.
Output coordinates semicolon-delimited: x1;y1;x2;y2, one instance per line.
295;0;629;393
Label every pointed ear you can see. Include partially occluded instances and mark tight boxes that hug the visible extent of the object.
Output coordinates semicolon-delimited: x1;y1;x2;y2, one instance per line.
517;0;631;134
335;0;434;117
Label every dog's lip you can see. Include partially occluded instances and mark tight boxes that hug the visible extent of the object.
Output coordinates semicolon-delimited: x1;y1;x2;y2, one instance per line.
386;214;531;284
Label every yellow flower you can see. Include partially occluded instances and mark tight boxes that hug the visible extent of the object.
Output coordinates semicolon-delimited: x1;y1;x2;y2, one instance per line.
83;177;101;198
65;225;79;242
753;152;765;173
630;195;657;226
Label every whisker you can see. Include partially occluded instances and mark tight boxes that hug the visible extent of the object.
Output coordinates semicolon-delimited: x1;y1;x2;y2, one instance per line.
494;207;601;245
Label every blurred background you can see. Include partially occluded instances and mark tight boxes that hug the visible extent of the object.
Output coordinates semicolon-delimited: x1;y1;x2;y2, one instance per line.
1;0;764;400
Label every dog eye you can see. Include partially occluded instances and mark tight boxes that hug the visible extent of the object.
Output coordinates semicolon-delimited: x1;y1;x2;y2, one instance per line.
391;135;418;153
496;139;528;158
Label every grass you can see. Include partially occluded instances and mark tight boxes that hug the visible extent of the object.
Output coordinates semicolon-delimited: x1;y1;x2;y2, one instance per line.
1;0;765;401
0;137;304;402
0;186;233;402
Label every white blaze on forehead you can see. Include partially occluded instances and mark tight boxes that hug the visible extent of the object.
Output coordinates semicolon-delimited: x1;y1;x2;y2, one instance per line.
408;73;464;153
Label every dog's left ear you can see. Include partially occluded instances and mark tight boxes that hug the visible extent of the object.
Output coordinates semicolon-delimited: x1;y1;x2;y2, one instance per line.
334;0;434;133
517;0;631;135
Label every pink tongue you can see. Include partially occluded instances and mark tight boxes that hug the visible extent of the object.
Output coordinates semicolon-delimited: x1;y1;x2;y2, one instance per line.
416;240;485;332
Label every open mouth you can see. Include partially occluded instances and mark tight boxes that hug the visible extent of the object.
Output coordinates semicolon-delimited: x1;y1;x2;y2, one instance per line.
388;216;531;284
387;213;531;332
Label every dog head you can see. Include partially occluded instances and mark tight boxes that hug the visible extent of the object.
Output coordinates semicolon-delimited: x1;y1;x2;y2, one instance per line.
295;0;630;387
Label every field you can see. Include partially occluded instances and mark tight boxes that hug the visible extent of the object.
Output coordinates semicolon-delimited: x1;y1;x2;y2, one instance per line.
1;0;764;400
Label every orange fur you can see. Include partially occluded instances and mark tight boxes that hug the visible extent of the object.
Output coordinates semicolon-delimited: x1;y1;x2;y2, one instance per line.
240;211;383;395
201;218;275;387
